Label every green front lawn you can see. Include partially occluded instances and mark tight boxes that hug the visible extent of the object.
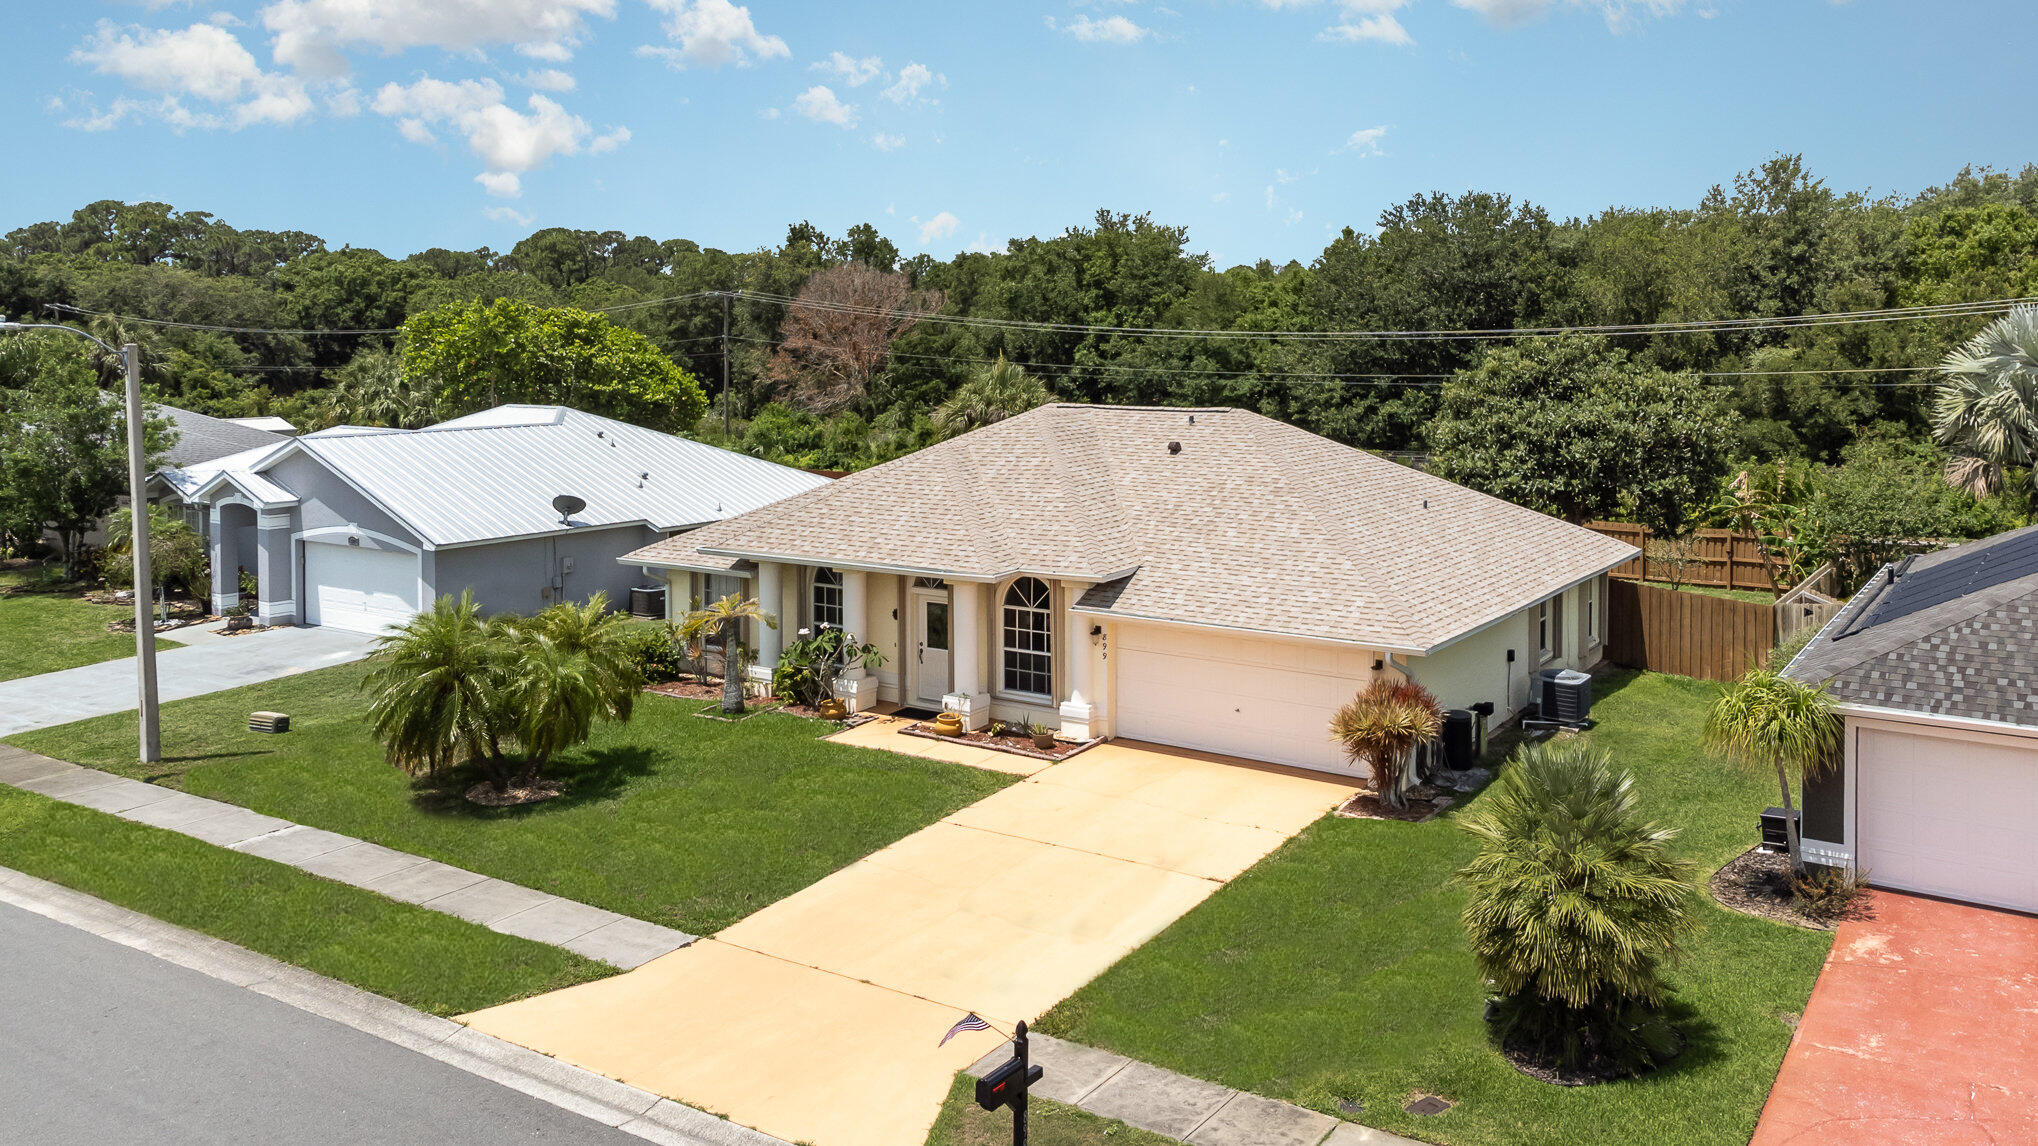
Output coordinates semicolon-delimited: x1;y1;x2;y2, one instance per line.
1034;671;1831;1146
924;1074;1176;1146
0;785;611;1015
10;661;1014;936
0;569;183;681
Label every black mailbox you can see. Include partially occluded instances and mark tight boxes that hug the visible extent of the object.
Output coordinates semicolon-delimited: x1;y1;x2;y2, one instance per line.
975;1057;1043;1112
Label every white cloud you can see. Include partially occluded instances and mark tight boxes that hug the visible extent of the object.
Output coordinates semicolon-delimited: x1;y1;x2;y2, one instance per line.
484;205;535;226
1051;14;1150;43
881;61;944;104
967;232;1001;255
1264;185;1277;209
917;212;960;245
790;84;856;127
1211;191;1230;204
261;0;617;78
1451;0;1690;30
872;131;904;151
757;105;780;118
1340;124;1389;155
639;0;789;69
813;51;882;86
1316;0;1415;45
70;20;313;128
373;77;626;196
519;68;577;91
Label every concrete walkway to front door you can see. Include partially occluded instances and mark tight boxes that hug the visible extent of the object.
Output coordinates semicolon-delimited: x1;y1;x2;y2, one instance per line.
1752;891;2038;1145
463;740;1356;1146
0;625;376;738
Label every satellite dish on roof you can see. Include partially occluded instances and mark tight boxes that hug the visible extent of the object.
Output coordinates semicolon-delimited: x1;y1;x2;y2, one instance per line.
552;494;587;524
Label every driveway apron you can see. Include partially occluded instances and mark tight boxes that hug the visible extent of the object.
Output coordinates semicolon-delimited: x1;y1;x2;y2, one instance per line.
463;738;1355;1146
0;626;376;737
1753;891;2038;1145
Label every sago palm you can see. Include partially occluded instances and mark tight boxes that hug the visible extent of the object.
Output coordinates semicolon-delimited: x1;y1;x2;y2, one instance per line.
679;592;778;714
931;355;1050;437
1329;679;1443;808
1703;667;1841;875
1455;741;1696;1074
1935;304;2038;519
362;592;510;787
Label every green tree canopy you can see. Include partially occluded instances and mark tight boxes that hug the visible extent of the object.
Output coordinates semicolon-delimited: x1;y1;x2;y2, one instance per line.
400;298;708;431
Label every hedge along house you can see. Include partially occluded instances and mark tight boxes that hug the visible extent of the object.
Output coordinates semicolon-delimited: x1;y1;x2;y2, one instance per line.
1782;524;2038;914
622;404;1637;776
150;404;829;633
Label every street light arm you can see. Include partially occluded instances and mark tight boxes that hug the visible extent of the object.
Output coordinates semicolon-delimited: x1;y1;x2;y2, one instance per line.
0;319;127;358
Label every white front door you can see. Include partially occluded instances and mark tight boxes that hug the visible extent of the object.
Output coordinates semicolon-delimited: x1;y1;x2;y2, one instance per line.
910;590;952;708
304;541;421;634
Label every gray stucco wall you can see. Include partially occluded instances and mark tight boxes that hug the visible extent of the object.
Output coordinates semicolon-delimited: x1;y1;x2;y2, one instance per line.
430;524;660;616
265;453;421;548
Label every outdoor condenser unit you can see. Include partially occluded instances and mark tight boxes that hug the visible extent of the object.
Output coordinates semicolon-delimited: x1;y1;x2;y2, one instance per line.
1536;668;1594;725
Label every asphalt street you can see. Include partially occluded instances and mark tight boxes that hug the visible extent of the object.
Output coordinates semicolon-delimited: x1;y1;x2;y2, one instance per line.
0;900;639;1144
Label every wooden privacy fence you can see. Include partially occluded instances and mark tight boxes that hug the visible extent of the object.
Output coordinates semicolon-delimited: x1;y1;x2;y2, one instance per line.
1606;580;1776;682
1587;522;1780;592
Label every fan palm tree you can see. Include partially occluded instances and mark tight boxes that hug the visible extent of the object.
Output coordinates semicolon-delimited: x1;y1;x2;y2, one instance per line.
1455;741;1696;1073
931;355;1050;437
678;593;777;714
1703;666;1842;875
326;348;438;429
1934;304;2038;520
1329;678;1444;808
362;593;512;789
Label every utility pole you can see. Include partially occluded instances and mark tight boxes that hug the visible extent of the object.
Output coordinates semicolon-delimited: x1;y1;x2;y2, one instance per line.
720;292;732;437
122;343;161;763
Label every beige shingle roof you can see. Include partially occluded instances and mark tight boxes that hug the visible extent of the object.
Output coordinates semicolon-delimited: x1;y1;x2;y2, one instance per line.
624;404;1637;653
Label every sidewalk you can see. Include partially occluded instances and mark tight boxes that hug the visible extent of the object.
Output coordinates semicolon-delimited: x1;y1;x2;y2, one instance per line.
0;746;694;969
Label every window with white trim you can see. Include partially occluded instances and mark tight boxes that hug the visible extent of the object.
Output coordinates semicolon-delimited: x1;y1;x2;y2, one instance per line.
1001;577;1053;698
812;567;843;630
1585;578;1600;646
1538;599;1555;662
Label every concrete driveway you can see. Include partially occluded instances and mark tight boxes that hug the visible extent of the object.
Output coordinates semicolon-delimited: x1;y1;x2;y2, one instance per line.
464;739;1355;1146
1753;891;2038;1145
0;625;376;737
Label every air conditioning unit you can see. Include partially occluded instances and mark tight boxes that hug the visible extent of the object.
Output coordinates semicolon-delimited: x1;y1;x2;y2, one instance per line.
1537;669;1593;725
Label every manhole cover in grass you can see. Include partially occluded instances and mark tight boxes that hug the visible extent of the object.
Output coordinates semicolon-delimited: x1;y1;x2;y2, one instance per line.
1337;1099;1364;1115
1405;1095;1453;1116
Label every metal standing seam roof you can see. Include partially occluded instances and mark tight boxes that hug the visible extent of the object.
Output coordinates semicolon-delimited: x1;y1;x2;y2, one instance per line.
157;405;831;549
622;404;1639;654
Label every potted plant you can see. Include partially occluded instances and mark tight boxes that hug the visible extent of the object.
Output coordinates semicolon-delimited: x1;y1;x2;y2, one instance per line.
223;604;253;632
1028;720;1057;751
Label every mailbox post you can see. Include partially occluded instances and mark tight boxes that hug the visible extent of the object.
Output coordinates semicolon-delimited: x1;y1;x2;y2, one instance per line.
973;1020;1044;1146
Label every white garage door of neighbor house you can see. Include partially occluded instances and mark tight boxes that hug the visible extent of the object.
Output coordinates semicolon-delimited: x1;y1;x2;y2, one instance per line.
1856;726;2038;914
1114;625;1371;775
304;542;421;635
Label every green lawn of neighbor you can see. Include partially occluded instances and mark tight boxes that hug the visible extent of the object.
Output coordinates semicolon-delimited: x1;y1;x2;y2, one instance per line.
1033;670;1832;1146
11;660;1015;935
924;1074;1177;1146
0;569;182;681
0;785;611;1015
1670;583;1778;605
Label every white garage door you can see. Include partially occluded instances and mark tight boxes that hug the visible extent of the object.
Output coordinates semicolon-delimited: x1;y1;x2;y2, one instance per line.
304;542;420;635
1114;625;1371;775
1857;727;2038;914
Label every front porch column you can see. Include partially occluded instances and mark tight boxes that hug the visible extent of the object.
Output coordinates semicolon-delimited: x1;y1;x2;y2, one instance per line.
1059;589;1097;739
747;561;783;691
943;580;992;730
208;505;238;615
832;570;879;712
254;511;295;626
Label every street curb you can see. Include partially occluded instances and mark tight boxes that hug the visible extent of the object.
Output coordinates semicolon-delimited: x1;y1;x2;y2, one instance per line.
0;865;789;1146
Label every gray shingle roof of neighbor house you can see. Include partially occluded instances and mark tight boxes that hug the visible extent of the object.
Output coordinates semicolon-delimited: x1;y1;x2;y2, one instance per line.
153;405;833;549
152;402;289;468
621;403;1640;654
1784;522;2038;728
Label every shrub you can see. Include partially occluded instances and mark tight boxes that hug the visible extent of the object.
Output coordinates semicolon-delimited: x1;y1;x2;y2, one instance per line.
771;625;885;708
1329;679;1444;808
1791;865;1874;926
1456;741;1697;1077
620;623;687;684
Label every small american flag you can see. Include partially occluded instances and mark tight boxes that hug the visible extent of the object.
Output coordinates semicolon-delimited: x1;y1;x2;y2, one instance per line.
939;1012;992;1046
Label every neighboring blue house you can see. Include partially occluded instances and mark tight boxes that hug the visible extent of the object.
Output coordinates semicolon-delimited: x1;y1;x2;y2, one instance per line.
151;404;829;632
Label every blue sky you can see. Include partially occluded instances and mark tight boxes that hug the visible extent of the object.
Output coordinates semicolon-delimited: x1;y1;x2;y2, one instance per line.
5;1;2030;268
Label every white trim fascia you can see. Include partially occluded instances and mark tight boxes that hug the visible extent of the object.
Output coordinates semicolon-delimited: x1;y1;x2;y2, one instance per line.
692;548;1140;586
629;558;754;579
433;519;654;552
1835;702;2038;742
191;469;300;510
293;525;424;556
1416;558;1630;658
1072;606;1413;655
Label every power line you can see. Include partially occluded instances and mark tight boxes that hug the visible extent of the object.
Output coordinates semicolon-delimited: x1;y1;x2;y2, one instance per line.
42;290;725;337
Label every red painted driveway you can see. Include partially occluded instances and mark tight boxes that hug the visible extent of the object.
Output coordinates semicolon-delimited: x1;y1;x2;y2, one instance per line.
1753;891;2038;1145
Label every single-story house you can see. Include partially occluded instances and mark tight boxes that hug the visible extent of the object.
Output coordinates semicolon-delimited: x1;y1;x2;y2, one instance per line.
151;404;830;633
61;402;288;551
621;404;1637;776
1783;524;2038;914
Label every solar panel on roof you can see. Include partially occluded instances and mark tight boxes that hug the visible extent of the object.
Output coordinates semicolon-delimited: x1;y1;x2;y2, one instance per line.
1841;529;2038;637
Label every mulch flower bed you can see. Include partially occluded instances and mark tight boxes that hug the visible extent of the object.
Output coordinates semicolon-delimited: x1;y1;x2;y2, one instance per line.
463;779;561;807
1336;786;1454;823
1709;846;1871;931
900;722;1099;762
643;679;731;702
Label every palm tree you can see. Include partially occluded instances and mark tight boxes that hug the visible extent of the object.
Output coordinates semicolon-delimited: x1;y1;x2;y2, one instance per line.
1934;304;2038;520
678;593;777;714
526;591;642;725
1328;679;1443;808
931;355;1050;437
1455;741;1696;1074
326;348;438;429
362;593;512;789
1703;666;1842;875
501;632;604;786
